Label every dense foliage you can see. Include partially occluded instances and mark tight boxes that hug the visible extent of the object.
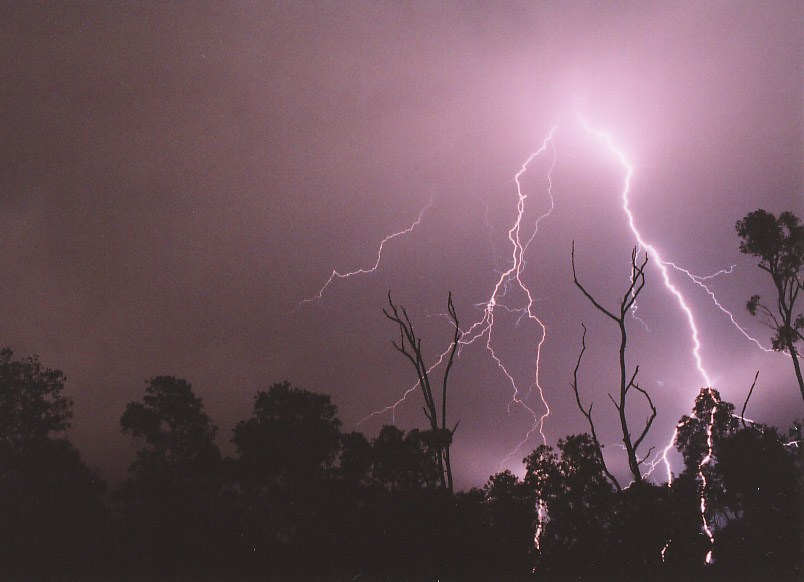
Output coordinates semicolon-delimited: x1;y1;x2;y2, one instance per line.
0;348;799;581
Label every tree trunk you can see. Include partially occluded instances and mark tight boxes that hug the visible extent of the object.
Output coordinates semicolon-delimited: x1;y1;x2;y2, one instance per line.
788;341;804;405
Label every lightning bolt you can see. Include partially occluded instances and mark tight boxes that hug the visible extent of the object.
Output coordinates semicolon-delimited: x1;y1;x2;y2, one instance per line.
295;198;432;311
699;388;717;564
577;116;723;566
482;123;560;460
298;113;779;567
665;262;776;353
357;125;561;466
577;114;712;387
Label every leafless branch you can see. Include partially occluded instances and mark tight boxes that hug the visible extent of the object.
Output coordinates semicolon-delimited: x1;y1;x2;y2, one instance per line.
632;382;657;452
740;371;759;429
637;446;656;468
572;241;619;323
570;324;621;491
571;243;655;484
384;291;462;492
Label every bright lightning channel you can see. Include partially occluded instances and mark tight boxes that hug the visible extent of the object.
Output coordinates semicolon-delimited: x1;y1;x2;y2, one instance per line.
665;262;776;354
359;124;561;467
577;116;718;565
298;115;758;565
577;115;711;387
699;389;717;564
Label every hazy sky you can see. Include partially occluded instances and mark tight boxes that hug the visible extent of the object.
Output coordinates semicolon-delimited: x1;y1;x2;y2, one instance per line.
2;2;802;489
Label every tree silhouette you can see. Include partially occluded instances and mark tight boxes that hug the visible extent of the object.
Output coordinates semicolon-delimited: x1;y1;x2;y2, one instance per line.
480;470;537;577
571;243;657;484
569;324;623;491
233;381;341;489
0;347;72;449
524;434;616;577
370;425;442;492
121;376;219;468
337;430;373;487
714;424;801;577
672;387;740;565
232;381;343;574
384;291;461;491
736;209;804;404
675;388;739;476
117;376;223;575
0;348;106;577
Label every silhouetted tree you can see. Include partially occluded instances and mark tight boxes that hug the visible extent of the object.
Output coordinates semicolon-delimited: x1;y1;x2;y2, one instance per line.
572;244;657;484
675;388;740;477
736;209;804;404
671;388;740;566
714;424;801;578
337;430;373;487
569;324;623;491
233;381;341;489
0;347;72;449
384;291;461;491
525;434;616;577
121;376;219;467
342;424;457;579
480;470;537;577
232;381;343;575
0;348;107;577
371;425;442;492
117;376;223;575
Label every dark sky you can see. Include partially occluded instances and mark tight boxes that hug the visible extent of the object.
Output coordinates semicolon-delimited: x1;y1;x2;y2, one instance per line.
2;2;802;489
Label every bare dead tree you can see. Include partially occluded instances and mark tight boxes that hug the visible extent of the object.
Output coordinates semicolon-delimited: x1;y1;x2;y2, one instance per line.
384;291;462;491
571;324;622;491
571;242;657;484
740;371;760;429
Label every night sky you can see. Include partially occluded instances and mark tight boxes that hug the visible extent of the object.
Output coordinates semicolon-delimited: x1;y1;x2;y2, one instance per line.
2;2;803;490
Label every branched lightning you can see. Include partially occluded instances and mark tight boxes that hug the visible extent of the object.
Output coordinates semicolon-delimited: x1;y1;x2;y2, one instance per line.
665;262;776;353
577;116;726;566
356;125;561;465
298;113;783;567
578;115;712;388
295;198;432;311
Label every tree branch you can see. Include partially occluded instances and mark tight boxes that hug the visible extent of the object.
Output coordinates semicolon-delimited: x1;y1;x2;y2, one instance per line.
572;243;655;484
442;292;462;431
632;382;657;452
570;324;621;491
740;371;759;429
572;241;620;323
384;291;462;492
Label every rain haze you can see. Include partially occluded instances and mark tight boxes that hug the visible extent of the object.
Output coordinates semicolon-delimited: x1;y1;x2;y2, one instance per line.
1;2;802;490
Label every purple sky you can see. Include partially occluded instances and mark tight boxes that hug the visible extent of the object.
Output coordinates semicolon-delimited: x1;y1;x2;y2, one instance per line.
2;2;802;489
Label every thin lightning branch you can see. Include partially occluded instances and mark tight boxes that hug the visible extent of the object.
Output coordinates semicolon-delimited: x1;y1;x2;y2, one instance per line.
665;261;776;353
295;198;432;311
357;338;456;426
481;124;560;463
